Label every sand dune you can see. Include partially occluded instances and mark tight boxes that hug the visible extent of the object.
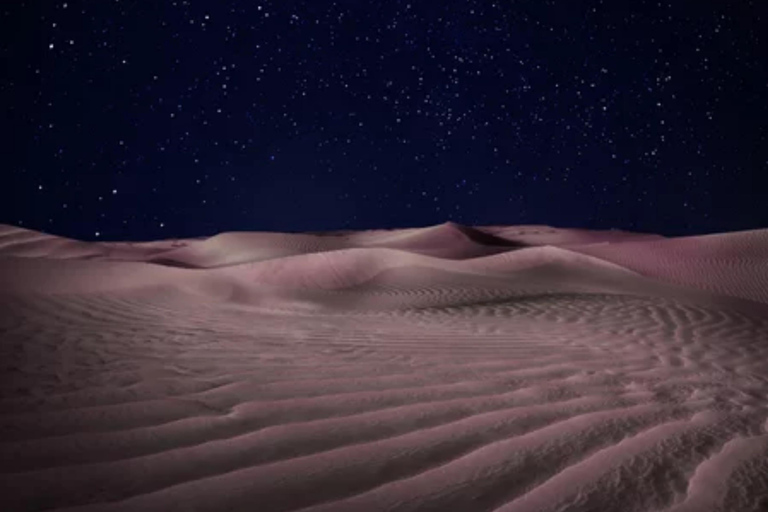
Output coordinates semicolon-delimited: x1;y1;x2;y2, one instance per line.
570;228;768;305
1;223;767;511
477;225;666;247
145;222;526;269
0;225;198;262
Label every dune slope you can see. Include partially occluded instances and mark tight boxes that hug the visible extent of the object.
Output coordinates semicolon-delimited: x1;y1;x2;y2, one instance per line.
569;228;768;305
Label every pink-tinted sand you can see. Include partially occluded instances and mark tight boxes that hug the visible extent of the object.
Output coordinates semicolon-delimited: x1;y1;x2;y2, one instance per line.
0;222;767;511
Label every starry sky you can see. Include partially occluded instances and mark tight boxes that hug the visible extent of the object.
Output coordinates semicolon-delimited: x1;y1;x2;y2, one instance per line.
2;1;767;241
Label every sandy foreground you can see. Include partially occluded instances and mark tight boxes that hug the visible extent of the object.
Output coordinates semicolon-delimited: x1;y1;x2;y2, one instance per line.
0;222;766;512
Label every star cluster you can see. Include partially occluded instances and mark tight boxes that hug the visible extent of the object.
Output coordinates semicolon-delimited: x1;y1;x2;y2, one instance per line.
2;0;766;240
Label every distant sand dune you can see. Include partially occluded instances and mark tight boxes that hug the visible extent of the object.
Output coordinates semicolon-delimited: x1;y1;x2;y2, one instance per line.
570;228;768;305
1;223;767;511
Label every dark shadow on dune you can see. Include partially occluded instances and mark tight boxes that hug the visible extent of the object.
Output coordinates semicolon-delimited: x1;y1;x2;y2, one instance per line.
444;222;530;249
145;258;203;269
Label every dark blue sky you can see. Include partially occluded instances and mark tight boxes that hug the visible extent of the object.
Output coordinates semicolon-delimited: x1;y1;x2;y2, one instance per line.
2;1;766;240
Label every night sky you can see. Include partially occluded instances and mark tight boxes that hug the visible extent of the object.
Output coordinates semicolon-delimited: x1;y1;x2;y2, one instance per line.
2;1;767;241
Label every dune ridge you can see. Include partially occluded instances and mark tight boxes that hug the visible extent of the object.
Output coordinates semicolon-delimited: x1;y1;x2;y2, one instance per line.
1;222;767;511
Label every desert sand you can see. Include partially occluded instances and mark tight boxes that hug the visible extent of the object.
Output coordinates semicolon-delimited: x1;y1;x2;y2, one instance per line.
0;222;767;512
